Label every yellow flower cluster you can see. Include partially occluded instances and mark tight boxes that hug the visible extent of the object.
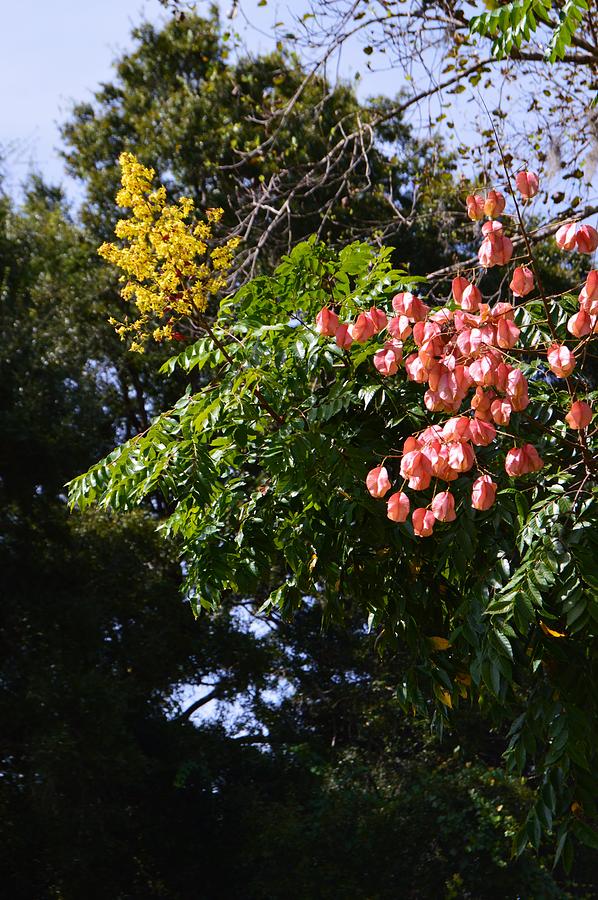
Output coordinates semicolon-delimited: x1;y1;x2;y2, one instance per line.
99;152;240;352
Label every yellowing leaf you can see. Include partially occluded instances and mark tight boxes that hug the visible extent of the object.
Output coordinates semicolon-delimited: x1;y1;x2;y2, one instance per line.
436;688;453;708
454;672;471;698
540;621;567;638
428;636;451;651
309;553;317;573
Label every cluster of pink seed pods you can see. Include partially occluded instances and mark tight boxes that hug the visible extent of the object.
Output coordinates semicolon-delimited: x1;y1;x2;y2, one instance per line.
556;223;598;255
315;172;595;536
567;270;598;338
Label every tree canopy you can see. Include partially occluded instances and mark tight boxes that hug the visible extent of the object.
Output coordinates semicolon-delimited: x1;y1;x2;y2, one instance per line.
3;178;585;898
61;11;458;278
2;5;598;895
69;144;598;865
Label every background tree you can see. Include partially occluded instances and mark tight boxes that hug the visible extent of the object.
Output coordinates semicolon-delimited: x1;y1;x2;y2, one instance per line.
2;182;584;897
2;8;597;897
165;0;598;253
69;148;598;866
61;10;459;279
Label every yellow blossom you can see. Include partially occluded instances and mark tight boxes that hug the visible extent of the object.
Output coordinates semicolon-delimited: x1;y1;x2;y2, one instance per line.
98;152;239;350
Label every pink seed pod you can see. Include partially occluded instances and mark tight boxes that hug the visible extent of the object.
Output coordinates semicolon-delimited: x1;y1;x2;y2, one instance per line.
387;491;410;522
509;266;534;297
431;491;456;523
366;466;391;498
555;222;577;251
567;310;592;338
576;225;598;254
315;307;339;337
412;507;436;537
471;475;497;510
484;190;506;219
515;171;539;200
335;324;353;349
466;194;485;221
505;444;544;477
547;344;576;378
565;401;592;430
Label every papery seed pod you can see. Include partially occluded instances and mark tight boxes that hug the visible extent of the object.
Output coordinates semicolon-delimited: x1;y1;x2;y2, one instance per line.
471;475;497;510
515;171;539;200
366;466;391;498
565;401;592;430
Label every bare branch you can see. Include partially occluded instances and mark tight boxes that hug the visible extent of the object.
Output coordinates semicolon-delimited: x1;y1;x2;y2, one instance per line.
426;203;598;283
176;685;223;722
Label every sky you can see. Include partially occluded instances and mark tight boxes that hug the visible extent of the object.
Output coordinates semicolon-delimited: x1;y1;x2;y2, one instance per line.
1;2;588;213
0;0;416;202
0;0;168;197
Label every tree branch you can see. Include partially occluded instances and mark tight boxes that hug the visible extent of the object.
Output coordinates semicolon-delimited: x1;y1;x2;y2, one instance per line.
425;204;598;283
176;685;223;722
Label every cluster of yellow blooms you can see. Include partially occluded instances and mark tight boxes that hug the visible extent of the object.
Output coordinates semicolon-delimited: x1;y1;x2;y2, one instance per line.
99;152;240;352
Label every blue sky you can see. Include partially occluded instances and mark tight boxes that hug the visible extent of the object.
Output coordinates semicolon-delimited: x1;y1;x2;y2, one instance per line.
0;0;408;201
1;1;569;210
0;0;167;196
